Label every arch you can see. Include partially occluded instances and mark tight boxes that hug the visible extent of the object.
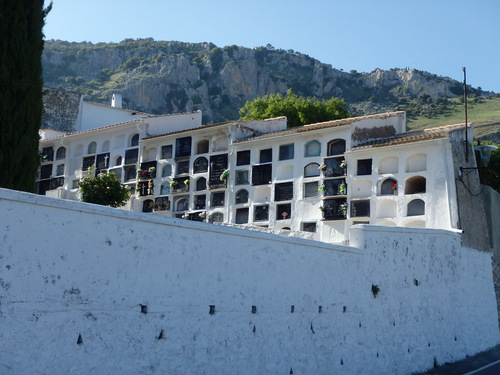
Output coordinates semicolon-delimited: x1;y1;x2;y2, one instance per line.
160;182;171;195
304;140;321;157
407;199;425;216
196;177;207;191
87;142;97;155
405;176;426;194
235;189;249;204
327;139;346;156
406;153;427;173
176;198;189;212
378;156;398;174
210;212;224;223
114;156;122;166
130;134;140;147
196;140;209;154
101;140;110;152
304;163;320;178
56;147;66;160
276;164;293;180
142;199;154;213
379;178;398;195
162;164;172;177
193;157;208;173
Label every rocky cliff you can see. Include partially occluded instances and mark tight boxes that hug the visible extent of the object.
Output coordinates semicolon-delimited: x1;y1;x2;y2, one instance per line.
42;39;483;124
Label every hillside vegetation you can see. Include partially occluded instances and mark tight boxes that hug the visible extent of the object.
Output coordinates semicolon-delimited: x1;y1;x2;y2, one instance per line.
42;39;500;140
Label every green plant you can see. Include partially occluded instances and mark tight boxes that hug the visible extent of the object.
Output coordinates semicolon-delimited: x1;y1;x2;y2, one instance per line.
78;168;130;207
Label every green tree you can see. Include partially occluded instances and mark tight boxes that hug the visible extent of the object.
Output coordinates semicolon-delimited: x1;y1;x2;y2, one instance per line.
78;170;131;208
239;89;350;127
0;1;52;192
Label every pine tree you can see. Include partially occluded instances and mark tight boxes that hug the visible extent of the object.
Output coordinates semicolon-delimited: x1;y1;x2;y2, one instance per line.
0;1;51;192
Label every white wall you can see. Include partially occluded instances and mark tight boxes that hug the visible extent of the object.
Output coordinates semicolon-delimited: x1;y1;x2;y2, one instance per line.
0;188;498;375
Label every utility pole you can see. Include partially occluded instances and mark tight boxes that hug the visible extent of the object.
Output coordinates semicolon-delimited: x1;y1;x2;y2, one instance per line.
462;67;468;162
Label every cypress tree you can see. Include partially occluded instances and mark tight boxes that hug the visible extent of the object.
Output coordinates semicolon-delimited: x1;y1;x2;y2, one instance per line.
0;1;51;192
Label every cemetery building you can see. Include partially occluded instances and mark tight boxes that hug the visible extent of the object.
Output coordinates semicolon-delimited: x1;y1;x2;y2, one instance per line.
37;109;489;246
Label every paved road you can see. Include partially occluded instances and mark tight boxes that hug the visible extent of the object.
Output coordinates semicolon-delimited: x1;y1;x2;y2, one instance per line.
413;345;500;375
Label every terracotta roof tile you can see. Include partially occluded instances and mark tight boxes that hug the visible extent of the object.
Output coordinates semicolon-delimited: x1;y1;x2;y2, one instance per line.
234;112;405;143
351;123;465;150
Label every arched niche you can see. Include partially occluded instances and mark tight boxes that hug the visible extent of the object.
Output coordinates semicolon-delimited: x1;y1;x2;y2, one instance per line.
210;212;224;223
235;189;249;204
130;134;140;147
327;139;346;156
193;157;208;173
276;164;293;180
160;182;171;195
407;199;425;216
101;140;110;152
56;147;66;160
376;200;397;218
379;178;398;195
350;179;372;199
114;156;122;166
304;163;320;178
175;198;189;212
405;176;426;194
196;177;207;191
304;140;321;157
406;153;427;173
87;142;97;155
378;156;398;174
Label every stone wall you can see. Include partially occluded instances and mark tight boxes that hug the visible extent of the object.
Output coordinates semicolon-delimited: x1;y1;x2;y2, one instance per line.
0;188;498;374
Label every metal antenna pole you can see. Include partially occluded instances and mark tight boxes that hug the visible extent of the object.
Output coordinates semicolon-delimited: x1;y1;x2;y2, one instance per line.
462;67;468;162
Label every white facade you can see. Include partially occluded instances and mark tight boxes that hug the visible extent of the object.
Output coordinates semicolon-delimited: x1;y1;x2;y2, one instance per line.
38;110;480;245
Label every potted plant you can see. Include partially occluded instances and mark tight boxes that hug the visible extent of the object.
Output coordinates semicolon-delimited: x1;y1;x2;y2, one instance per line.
339;182;347;195
220;169;229;181
318;184;326;192
392;182;398;194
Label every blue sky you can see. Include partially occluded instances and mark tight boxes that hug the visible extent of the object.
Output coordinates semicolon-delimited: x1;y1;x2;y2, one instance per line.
44;0;500;92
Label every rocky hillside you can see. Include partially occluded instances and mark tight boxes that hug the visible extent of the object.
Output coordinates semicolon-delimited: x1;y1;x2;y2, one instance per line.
42;39;490;124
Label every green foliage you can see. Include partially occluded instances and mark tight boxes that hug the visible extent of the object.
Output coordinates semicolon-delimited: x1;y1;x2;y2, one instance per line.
0;0;51;192
476;141;500;193
78;169;130;208
239;89;350;127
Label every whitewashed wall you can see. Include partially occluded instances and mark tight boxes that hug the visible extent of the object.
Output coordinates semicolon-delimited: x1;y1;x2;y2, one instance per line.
0;188;498;375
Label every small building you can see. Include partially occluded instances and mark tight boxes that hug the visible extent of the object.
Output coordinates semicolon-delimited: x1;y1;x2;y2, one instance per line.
37;110;489;248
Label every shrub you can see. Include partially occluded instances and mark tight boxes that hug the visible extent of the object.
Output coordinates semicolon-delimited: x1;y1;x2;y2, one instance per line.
78;169;130;207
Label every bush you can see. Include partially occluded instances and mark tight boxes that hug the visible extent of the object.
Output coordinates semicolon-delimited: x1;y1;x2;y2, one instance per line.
78;169;130;207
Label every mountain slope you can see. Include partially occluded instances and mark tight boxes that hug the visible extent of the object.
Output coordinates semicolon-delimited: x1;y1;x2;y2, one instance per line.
42;39;498;139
